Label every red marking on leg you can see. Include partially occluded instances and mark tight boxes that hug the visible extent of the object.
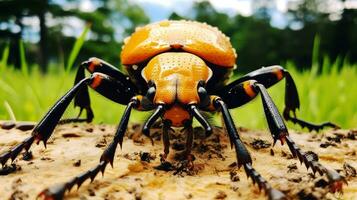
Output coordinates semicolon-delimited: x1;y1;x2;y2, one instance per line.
330;180;344;193
35;134;42;145
90;75;103;89
279;133;287;145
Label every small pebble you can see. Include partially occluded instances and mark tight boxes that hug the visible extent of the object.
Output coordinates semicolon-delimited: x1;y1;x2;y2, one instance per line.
343;162;356;178
154;162;173;171
270;149;275;156
1;122;15;130
230;171;240;182
250;139;271;149
22;151;33;161
88;188;95;196
73;160;81;167
86;128;93;133
287;163;298;173
214;191;227;199
140;152;151;162
16;122;35;131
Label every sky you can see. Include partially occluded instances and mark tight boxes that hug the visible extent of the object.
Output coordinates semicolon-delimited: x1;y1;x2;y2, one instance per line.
124;0;289;28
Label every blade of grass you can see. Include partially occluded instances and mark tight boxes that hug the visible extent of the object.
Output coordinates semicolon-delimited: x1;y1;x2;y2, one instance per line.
4;100;16;121
321;54;330;75
19;39;44;112
331;56;341;75
66;24;91;72
19;39;29;77
310;34;320;78
0;42;10;71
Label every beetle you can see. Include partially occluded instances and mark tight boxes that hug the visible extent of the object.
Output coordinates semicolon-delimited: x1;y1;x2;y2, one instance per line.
0;20;345;200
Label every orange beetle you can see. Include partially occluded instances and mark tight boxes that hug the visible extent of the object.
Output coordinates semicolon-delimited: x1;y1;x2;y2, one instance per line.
122;20;236;127
1;20;344;200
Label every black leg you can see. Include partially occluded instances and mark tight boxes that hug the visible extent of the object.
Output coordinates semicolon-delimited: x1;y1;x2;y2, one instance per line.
161;120;171;161
0;72;138;168
281;72;339;131
142;105;165;144
216;65;338;131
37;98;139;199
183;120;194;158
283;109;339;132
61;57;139;124
213;97;286;200
252;82;346;192
189;104;212;137
0;78;90;166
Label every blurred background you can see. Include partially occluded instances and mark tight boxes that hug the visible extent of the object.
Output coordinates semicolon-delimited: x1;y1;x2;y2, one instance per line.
0;0;356;129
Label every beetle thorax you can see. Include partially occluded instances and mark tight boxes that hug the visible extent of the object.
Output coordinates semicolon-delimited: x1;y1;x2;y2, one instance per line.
142;52;212;126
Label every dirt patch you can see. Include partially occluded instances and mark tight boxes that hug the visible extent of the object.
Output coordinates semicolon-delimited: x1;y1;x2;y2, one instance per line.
0;121;356;199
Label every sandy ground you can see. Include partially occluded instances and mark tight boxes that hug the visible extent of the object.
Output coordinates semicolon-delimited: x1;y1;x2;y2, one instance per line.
0;121;356;200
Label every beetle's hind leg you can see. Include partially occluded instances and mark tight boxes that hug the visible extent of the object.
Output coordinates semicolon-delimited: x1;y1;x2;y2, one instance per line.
280;70;339;131
217;65;339;131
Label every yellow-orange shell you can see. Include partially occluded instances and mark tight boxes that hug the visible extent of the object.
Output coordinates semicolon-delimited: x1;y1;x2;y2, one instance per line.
121;20;237;67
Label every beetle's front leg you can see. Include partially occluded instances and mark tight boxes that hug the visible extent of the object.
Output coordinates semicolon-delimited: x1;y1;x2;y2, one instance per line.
0;77;91;167
0;72;137;169
38;97;140;200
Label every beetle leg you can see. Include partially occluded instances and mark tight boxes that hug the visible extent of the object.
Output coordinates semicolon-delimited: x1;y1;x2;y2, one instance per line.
142;105;165;145
160;120;171;162
212;97;286;200
0;73;138;169
189;104;213;137
58;61;93;124
252;82;346;192
182;120;194;159
37;98;139;200
216;65;339;131
0;77;91;167
60;57;139;124
281;71;339;131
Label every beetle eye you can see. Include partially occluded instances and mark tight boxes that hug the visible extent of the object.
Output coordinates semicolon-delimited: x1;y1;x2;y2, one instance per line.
146;86;156;101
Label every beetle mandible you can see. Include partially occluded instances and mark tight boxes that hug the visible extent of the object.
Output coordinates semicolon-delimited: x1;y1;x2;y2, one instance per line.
0;20;345;200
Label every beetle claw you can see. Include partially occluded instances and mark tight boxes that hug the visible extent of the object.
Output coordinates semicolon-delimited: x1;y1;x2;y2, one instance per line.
37;184;66;200
326;169;347;193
